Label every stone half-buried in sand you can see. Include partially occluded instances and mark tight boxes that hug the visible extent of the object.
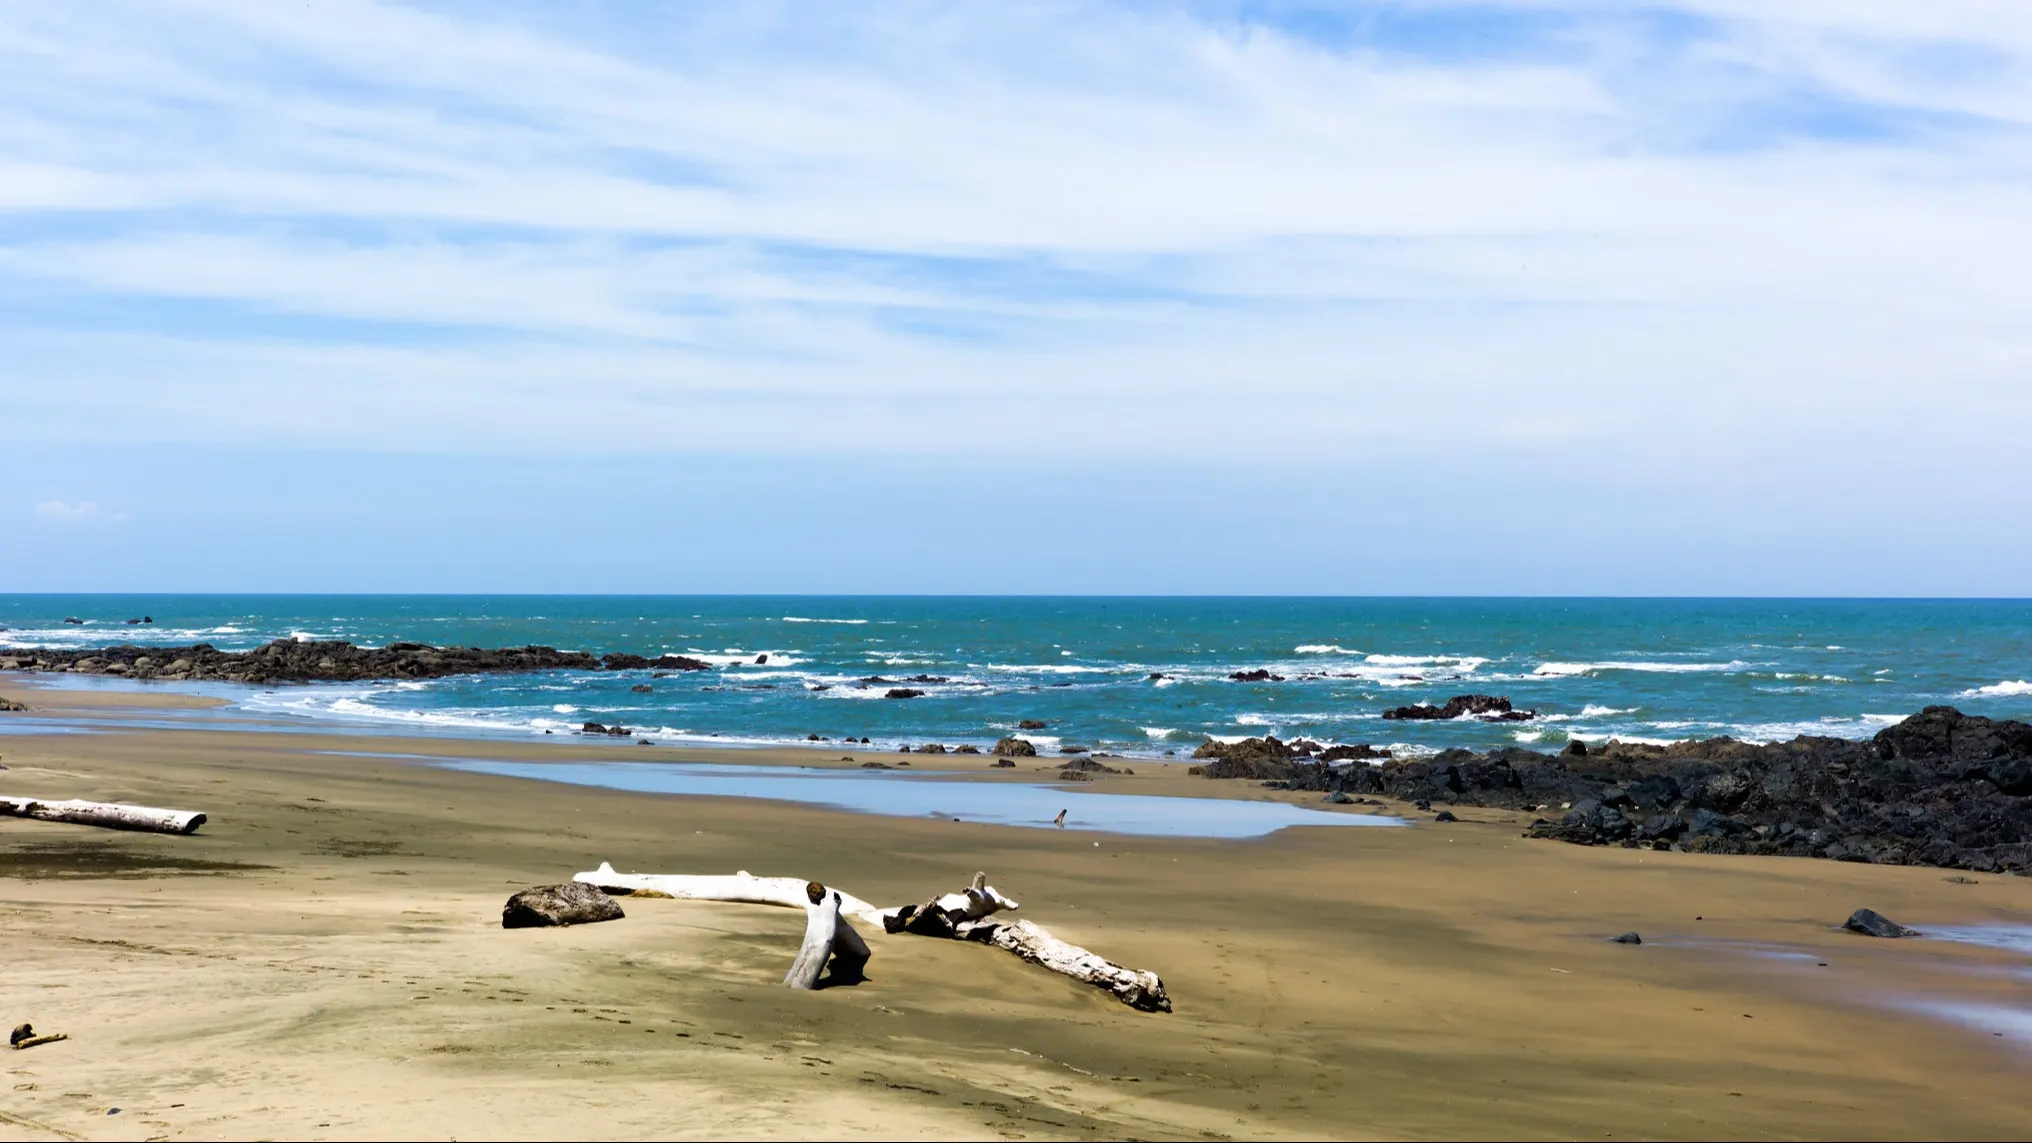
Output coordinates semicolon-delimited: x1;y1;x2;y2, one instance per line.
501;882;625;929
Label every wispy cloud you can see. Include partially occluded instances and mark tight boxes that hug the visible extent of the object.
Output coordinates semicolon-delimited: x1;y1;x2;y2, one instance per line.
0;0;2026;463
32;500;127;524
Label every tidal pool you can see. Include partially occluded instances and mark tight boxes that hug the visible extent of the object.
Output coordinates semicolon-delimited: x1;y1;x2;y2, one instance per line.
431;758;1403;838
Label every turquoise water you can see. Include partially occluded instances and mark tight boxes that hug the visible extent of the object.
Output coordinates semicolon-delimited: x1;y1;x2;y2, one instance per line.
3;596;2029;756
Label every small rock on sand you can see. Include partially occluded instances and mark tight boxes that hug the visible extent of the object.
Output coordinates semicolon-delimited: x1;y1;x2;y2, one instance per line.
1842;908;1918;938
1609;932;1642;945
502;883;625;929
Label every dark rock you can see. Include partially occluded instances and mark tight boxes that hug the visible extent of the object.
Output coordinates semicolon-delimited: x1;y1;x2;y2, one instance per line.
1434;810;1458;822
1326;791;1354;804
1058;745;1089;754
954;745;981;754
1319;743;1388;761
755;653;768;664
502;883;624;929
9;1024;33;1046
630;684;653;693
1383;694;1534;721
993;758;1016;768
916;743;947;754
1189;735;1297;779
125;618;142;625
1842;908;1918;938
1058;770;1094;781
1147;673;1167;681
1018;719;1050;730
0;697;28;712
1228;669;1285;682
1609;931;1642;945
885;688;925;699
992;736;1038;757
1414;798;1432;811
861;761;893;769
63;617;82;624
1564;739;1589;757
1;638;720;684
1059;755;1120;774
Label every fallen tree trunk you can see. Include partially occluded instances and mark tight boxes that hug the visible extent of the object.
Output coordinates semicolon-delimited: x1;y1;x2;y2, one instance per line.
574;863;1165;1011
578;863;888;925
783;882;871;989
0;796;205;834
958;918;1170;1012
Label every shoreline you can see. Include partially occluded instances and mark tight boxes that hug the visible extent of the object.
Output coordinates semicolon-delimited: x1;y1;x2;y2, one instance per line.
1;683;2031;1137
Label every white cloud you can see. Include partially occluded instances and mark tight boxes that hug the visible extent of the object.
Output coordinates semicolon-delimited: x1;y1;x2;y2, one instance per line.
0;0;2026;475
32;500;127;524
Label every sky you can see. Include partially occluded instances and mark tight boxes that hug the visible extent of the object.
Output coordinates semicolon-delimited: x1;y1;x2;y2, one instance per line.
2;0;2029;594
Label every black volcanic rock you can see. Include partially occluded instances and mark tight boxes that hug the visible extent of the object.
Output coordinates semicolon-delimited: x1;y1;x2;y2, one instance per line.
0;639;717;684
1228;669;1284;682
1843;908;1918;938
1193;706;2032;876
1383;694;1533;721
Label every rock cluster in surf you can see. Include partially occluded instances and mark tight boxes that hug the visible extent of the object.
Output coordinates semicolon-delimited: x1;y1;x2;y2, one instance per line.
0;639;714;684
1202;707;2032;875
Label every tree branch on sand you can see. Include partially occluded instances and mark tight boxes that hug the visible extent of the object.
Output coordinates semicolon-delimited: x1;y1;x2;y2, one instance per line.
575;863;1170;1012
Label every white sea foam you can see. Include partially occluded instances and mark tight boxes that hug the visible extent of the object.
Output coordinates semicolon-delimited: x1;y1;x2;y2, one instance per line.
1234;714;1275;727
1364;653;1488;671
782;616;869;625
1142;726;1176;739
1294;644;1360;655
1534;659;1750;677
552;704;579;714
983;663;1110;675
1513;730;1545;743
288;630;317;642
1965;680;2032;697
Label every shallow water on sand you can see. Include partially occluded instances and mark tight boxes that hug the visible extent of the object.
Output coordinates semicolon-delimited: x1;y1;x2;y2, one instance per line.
418;756;1402;838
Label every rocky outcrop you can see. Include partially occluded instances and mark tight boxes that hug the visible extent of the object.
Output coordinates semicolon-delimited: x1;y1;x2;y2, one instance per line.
0;640;713;684
1211;707;2032;875
992;736;1038;757
0;697;27;712
1189;736;1297;780
1382;694;1533;721
1228;669;1285;682
885;688;925;699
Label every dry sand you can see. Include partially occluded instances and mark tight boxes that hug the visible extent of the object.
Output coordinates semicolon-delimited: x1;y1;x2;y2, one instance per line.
2;683;2030;1141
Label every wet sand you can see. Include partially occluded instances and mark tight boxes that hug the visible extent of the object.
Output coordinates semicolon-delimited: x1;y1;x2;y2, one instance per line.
2;684;2031;1140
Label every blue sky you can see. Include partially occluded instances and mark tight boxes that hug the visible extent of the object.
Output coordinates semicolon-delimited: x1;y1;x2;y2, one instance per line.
2;1;2029;593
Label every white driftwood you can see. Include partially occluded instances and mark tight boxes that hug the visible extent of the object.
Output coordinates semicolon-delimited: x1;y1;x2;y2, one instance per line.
577;863;889;925
574;863;1164;1010
958;918;1170;1012
0;796;205;834
783;882;871;989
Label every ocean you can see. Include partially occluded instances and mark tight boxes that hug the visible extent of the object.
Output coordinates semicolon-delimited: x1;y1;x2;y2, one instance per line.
2;596;2028;757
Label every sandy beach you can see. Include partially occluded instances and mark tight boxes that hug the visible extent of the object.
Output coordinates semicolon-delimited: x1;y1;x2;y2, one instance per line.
3;683;2030;1141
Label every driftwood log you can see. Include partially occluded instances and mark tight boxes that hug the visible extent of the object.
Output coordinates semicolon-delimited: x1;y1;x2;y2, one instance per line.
576;863;1169;1012
784;882;871;989
0;796;205;834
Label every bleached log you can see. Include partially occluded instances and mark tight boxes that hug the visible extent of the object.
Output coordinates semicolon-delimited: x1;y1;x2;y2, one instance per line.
783;882;870;989
0;796;205;834
577;863;889;925
573;863;1163;1010
885;870;1022;936
958;918;1171;1012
